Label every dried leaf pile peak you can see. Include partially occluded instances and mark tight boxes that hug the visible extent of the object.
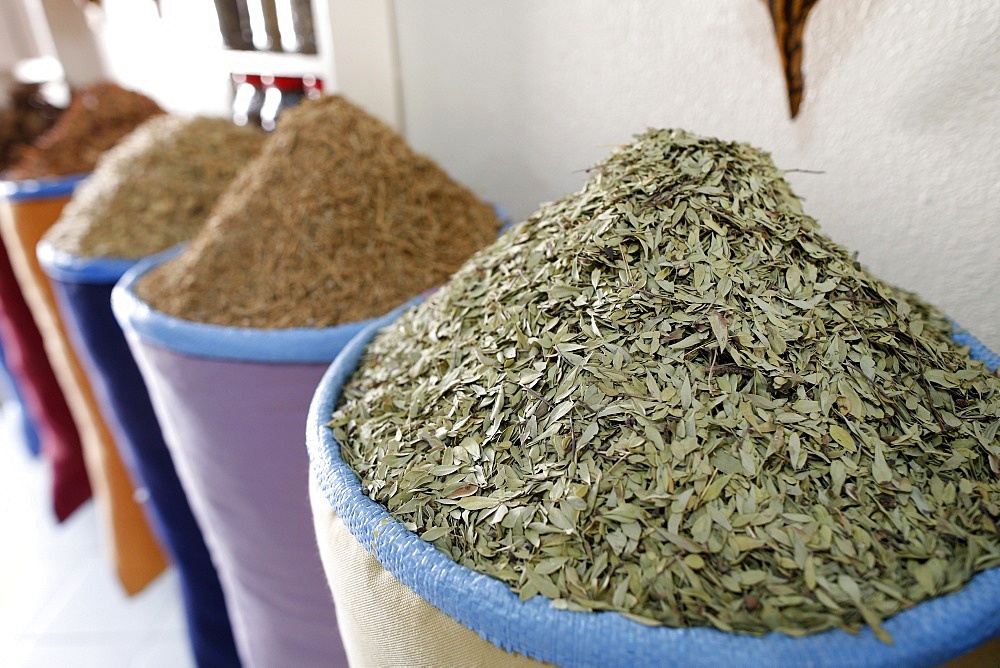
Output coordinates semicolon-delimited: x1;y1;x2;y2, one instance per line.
332;128;1000;639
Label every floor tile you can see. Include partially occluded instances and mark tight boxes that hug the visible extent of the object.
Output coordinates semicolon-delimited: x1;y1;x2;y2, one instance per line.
28;557;176;637
130;626;197;668
0;403;193;667
3;634;153;668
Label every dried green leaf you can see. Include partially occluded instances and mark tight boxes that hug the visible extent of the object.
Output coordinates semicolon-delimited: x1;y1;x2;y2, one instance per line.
333;128;1000;644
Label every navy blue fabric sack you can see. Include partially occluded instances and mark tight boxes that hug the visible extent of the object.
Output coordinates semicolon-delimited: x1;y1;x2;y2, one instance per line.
38;242;240;668
0;335;40;456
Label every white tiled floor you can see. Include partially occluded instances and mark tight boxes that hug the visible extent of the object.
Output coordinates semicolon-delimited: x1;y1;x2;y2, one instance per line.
0;402;195;667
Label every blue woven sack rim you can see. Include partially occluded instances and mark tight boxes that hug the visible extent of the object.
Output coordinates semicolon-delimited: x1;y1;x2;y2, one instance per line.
307;308;1000;668
110;248;384;364
0;173;89;201
108;207;510;364
36;240;158;285
952;330;1000;371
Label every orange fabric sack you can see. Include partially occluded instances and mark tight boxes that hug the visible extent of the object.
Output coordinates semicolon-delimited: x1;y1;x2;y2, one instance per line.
0;177;167;594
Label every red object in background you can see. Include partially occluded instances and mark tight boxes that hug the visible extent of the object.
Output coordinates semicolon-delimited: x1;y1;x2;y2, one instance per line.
0;193;90;521
232;74;323;131
231;74;264;128
302;75;323;98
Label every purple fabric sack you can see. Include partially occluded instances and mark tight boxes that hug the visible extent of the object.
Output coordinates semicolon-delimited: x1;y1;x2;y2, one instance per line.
111;251;351;668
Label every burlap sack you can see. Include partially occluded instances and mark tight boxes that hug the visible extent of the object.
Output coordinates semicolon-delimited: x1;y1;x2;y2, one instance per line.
0;176;166;593
308;476;546;668
306;307;1000;668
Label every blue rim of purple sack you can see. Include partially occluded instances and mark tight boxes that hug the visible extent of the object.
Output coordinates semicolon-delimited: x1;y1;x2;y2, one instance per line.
107;205;510;365
109;246;381;364
307;303;1000;668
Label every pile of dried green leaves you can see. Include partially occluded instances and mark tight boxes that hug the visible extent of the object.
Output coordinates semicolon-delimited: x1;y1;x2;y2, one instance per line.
45;115;264;259
332;129;1000;640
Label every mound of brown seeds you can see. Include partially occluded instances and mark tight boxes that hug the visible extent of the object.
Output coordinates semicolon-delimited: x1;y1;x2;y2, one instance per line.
0;81;63;173
4;82;163;180
332;129;1000;640
137;95;502;328
44;115;265;259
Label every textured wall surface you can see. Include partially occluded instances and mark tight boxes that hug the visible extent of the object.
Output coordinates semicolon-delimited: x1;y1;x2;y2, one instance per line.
393;0;1000;350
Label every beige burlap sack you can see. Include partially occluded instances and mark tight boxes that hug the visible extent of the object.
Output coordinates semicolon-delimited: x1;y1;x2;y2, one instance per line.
312;464;1000;668
309;476;546;668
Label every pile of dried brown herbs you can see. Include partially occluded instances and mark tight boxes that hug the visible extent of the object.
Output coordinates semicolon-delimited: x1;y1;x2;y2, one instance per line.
45;115;264;259
331;129;1000;641
138;95;501;329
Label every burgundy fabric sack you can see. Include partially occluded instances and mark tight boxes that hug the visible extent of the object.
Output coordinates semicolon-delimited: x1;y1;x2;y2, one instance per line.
0;175;90;519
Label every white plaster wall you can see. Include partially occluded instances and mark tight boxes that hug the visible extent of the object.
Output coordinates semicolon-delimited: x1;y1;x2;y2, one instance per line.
0;11;32;74
63;0;392;123
392;0;1000;351
88;0;231;116
39;0;109;85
